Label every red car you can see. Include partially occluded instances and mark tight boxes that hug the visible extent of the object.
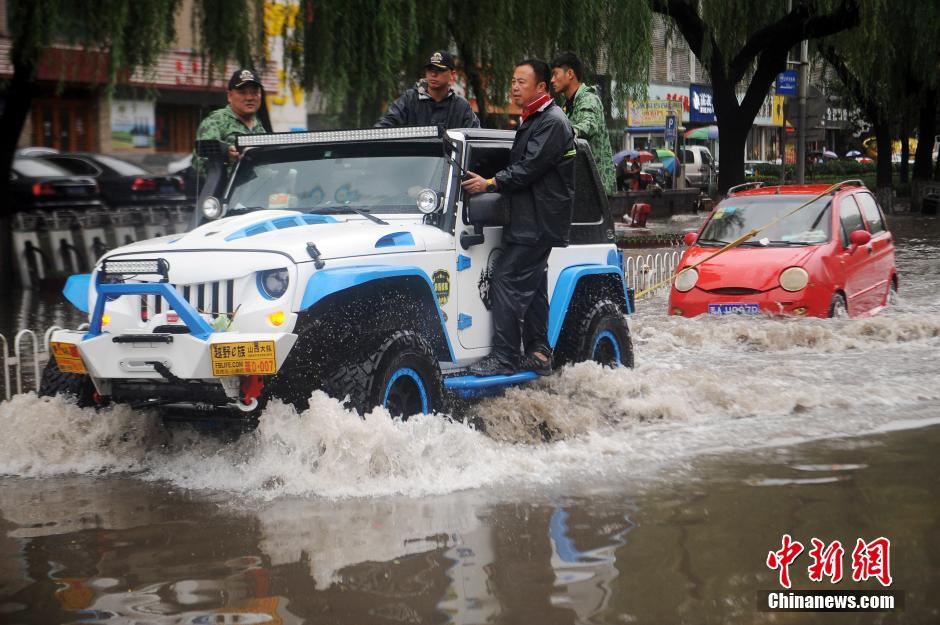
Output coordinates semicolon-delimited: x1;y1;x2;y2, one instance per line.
669;182;897;318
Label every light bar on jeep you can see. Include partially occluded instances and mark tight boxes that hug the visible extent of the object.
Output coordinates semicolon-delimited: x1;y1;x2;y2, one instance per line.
236;126;443;148
100;258;170;278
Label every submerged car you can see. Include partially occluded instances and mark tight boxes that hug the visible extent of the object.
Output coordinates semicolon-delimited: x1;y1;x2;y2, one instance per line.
669;182;896;318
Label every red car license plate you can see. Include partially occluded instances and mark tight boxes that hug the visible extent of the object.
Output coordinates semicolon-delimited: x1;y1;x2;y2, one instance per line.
709;303;760;315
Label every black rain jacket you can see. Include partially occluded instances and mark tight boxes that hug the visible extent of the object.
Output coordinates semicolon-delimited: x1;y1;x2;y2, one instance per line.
494;101;576;247
375;82;480;130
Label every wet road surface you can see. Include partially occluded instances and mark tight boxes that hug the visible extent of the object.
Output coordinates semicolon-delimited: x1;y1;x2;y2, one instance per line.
1;214;939;623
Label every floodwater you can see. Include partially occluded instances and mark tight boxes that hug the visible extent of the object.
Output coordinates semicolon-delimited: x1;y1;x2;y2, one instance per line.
1;215;939;624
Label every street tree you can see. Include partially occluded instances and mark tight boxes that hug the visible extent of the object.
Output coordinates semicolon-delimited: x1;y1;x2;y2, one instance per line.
0;0;263;288
297;0;653;128
820;0;940;207
650;0;863;193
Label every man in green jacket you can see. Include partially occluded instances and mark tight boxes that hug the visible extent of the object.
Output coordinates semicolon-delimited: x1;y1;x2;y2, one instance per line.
194;68;268;174
550;52;615;195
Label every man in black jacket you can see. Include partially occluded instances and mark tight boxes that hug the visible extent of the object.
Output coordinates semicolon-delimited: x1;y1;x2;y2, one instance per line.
375;50;480;129
461;58;576;376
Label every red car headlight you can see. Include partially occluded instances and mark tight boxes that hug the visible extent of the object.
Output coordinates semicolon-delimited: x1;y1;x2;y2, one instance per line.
779;266;809;292
674;268;699;292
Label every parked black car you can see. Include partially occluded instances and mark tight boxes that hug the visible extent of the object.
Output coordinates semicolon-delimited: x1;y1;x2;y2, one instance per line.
38;152;186;208
10;157;105;212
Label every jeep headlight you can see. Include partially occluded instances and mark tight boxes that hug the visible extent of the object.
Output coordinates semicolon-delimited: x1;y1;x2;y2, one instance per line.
257;268;290;300
416;188;440;214
201;196;225;220
779;266;809;292
674;268;699;292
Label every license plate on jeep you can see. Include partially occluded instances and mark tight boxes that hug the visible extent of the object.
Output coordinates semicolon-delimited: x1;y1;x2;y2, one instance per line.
709;303;760;315
50;341;87;374
209;341;277;376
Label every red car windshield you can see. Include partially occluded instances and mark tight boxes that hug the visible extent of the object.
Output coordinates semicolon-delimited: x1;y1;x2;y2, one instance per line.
698;195;832;247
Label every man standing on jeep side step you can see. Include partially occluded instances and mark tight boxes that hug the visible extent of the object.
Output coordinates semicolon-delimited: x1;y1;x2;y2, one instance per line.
550;51;615;195
375;50;480;129
194;68;268;173
461;58;576;377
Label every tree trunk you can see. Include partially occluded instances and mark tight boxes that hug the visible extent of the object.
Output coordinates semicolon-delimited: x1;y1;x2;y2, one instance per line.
912;88;936;180
873;113;893;213
711;74;749;194
899;124;909;185
0;59;37;291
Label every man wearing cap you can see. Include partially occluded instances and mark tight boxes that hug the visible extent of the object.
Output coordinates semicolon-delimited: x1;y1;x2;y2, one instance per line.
194;69;269;172
375;50;480;129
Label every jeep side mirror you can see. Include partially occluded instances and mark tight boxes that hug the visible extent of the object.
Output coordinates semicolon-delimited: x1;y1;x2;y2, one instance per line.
466;192;510;227
461;192;509;249
847;228;871;253
683;232;698;247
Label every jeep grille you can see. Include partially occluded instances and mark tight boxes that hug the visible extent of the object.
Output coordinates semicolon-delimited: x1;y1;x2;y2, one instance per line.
139;280;236;321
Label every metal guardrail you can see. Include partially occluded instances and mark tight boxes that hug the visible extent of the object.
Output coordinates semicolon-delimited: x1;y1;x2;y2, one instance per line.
1;324;87;399
624;249;683;298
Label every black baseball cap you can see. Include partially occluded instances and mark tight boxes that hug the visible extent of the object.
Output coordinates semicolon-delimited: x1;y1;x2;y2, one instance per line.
425;50;455;70
229;68;262;90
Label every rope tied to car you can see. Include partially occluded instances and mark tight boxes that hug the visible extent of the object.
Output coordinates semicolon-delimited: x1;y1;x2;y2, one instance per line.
634;181;849;299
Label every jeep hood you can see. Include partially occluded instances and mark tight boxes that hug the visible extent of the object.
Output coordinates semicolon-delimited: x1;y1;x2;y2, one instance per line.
104;210;448;264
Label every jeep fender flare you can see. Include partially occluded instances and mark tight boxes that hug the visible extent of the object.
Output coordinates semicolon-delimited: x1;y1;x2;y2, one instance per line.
547;264;630;348
299;265;455;362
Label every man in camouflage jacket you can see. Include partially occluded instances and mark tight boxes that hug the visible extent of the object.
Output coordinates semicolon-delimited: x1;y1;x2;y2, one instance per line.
550;52;616;195
194;68;268;174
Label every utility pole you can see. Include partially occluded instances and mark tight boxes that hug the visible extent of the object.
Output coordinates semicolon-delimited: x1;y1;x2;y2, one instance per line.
795;39;808;184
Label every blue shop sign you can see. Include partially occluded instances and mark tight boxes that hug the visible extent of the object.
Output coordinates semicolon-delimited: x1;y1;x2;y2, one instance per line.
776;70;797;96
689;84;715;123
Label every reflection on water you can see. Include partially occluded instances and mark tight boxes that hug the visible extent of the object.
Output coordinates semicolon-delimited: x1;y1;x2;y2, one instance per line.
1;424;939;623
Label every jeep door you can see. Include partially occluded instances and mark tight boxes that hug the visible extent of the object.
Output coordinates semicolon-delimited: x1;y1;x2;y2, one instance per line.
455;141;512;350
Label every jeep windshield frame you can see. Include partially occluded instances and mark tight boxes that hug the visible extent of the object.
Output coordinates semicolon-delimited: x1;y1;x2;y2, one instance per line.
225;140;452;219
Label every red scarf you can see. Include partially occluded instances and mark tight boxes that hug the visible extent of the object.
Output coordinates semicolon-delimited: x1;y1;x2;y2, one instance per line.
521;93;552;122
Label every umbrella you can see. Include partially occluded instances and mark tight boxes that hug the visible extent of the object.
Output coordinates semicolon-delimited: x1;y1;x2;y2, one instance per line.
684;125;719;140
655;148;678;174
613;149;655;165
823;149;838;159
845;150;862;157
613;149;639;165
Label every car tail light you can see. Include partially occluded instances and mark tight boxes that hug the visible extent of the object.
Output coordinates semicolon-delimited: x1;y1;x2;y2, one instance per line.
32;182;56;197
132;177;157;191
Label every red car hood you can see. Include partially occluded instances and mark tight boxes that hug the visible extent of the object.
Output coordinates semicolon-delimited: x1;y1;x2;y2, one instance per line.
683;245;822;291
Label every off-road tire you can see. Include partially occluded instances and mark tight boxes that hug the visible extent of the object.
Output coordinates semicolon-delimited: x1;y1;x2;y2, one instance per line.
828;292;848;318
38;358;96;407
325;330;445;418
555;299;634;368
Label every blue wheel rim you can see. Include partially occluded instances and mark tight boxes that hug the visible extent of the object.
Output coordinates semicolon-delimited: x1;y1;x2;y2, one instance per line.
383;367;429;415
592;330;621;366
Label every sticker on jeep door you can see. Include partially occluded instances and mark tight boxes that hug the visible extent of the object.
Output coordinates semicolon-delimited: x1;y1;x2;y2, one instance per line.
433;269;450;306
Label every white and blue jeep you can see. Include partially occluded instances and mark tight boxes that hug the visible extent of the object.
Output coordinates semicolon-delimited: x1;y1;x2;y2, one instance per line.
42;126;634;418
